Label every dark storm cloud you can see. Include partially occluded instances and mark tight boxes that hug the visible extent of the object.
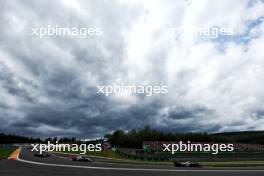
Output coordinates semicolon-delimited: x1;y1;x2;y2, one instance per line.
0;0;148;138
168;106;212;120
0;62;37;103
255;110;264;118
7;99;164;138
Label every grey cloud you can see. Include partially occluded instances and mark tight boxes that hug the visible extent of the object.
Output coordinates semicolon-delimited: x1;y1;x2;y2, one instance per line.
0;0;264;138
0;62;37;103
168;106;212;120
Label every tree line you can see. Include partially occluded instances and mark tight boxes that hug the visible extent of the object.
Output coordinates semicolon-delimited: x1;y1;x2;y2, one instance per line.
0;133;80;144
0;133;41;144
106;126;217;148
106;127;264;148
1;127;264;146
0;133;105;144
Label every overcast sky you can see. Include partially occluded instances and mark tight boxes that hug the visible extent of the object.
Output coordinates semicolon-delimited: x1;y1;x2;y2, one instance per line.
0;0;264;138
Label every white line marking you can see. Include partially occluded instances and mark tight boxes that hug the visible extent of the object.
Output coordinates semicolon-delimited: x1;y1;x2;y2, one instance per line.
16;157;264;172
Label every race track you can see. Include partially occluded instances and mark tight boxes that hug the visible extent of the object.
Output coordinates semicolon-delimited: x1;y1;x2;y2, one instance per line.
0;147;264;176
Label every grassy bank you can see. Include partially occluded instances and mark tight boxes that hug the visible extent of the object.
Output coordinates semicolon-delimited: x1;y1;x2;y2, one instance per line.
0;145;17;159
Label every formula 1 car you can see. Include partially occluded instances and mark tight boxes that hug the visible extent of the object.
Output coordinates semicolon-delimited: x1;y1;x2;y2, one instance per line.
173;161;201;167
72;155;93;162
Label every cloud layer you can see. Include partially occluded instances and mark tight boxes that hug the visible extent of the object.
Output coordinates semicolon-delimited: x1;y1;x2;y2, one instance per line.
0;0;264;138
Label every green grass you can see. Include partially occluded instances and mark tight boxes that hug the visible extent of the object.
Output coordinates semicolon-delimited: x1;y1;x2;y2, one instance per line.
0;145;17;159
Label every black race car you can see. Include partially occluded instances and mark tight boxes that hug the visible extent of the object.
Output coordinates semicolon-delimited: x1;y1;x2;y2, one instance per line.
173;161;201;167
72;155;92;162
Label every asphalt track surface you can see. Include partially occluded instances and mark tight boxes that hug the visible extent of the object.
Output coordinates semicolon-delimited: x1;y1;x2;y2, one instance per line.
1;147;264;176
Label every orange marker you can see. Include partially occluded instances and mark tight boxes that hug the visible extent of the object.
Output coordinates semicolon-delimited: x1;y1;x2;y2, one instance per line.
8;148;21;160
